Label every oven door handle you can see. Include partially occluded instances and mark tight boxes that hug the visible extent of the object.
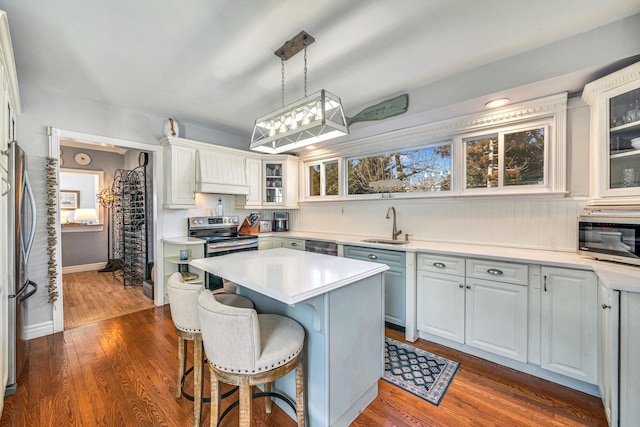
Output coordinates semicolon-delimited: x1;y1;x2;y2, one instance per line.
208;240;258;252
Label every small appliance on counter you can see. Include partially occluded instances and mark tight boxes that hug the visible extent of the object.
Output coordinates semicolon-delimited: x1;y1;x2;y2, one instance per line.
259;220;272;233
273;211;289;232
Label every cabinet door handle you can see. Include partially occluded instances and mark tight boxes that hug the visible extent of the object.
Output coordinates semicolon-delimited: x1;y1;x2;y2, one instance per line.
433;262;446;268
543;275;547;292
368;254;378;260
602;304;611;310
466;285;471;289
487;268;503;275
458;283;464;288
291;242;297;246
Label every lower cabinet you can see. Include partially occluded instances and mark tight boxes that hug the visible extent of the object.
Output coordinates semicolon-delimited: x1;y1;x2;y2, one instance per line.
464;277;528;362
258;236;272;250
344;246;406;327
620;291;640;427
541;267;597;385
272;237;305;251
417;254;528;362
598;282;619;427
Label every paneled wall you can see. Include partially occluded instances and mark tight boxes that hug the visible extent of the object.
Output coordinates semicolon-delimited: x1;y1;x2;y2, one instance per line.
291;197;585;252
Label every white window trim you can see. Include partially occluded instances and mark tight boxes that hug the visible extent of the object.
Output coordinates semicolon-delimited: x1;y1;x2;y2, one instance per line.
299;92;568;201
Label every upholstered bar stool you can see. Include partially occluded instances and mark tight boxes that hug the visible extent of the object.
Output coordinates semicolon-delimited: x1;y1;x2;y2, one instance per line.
197;290;306;427
167;272;254;427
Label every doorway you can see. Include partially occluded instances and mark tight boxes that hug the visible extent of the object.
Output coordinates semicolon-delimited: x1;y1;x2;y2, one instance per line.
48;128;163;333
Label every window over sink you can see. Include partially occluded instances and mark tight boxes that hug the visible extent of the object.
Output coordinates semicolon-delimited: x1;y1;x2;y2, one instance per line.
301;92;567;200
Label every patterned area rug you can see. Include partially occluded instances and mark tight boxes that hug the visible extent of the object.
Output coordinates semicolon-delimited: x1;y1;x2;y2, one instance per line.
384;337;459;406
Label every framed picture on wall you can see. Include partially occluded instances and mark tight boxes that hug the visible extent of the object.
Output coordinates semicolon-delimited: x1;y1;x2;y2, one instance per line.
60;190;80;210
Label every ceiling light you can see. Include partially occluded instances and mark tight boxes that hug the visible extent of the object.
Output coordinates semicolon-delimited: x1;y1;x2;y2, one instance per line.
484;98;510;109
250;31;348;154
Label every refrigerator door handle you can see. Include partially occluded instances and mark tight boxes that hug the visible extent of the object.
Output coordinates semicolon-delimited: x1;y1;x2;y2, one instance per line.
1;175;10;196
18;280;38;304
21;172;37;261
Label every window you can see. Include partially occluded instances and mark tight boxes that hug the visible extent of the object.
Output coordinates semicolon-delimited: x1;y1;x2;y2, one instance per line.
463;125;546;191
346;144;451;195
307;160;339;197
300;93;566;200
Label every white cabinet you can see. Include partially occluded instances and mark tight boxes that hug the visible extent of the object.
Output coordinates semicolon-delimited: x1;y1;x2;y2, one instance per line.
465;259;528;362
258;236;272;250
598;282;619;427
582;61;640;205
162;237;205;299
417;255;528;362
540;267;597;384
241;157;262;208
271;237;305;251
620;291;640;427
161;140;197;209
416;254;465;343
263;155;299;208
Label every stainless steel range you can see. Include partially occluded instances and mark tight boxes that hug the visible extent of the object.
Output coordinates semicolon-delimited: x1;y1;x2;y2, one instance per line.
187;216;258;289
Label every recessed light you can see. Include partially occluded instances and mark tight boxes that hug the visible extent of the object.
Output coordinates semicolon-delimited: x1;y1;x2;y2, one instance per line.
305;145;316;150
485;98;510;109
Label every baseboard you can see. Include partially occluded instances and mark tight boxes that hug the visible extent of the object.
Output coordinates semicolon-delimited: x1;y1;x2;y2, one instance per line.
62;262;106;274
24;320;54;340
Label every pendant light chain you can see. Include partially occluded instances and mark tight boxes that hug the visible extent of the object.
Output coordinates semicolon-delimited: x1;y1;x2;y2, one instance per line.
281;53;285;107
303;36;308;97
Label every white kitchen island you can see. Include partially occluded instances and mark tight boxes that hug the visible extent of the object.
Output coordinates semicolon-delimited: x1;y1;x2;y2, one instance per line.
191;248;389;427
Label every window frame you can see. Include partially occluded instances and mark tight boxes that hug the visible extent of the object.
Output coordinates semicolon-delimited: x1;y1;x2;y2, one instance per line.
459;120;550;194
305;157;341;199
299;93;567;202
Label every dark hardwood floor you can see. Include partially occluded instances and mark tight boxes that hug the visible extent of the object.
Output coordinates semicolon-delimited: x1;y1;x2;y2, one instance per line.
1;306;607;426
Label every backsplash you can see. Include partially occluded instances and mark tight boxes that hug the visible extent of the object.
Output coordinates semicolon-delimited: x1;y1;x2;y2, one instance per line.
292;196;586;252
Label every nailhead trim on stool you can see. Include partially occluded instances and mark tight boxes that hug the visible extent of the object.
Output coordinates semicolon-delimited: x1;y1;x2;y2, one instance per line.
198;290;306;427
167;272;253;426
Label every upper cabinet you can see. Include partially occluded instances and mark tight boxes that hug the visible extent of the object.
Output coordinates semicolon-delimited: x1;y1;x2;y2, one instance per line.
162;139;197;209
583;61;640;205
263;155;298;208
236;154;299;209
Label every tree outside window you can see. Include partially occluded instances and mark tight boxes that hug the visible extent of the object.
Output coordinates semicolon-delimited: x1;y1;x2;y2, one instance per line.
347;144;451;195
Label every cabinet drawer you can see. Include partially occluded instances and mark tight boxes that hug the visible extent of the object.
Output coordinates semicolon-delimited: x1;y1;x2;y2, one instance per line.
282;238;305;251
466;259;527;285
417;253;465;276
343;245;405;268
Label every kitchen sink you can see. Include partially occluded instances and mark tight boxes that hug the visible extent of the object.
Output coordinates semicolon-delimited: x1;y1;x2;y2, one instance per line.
361;239;409;245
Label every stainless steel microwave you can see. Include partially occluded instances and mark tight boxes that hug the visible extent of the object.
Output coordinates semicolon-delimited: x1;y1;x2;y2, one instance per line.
578;215;640;266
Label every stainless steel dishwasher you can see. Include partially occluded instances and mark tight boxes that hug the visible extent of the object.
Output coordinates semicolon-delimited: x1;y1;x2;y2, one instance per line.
305;240;338;256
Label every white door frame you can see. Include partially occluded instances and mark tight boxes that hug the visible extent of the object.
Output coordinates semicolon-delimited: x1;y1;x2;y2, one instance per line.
48;127;164;333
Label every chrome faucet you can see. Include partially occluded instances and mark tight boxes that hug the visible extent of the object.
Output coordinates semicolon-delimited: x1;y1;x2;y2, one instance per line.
386;207;402;240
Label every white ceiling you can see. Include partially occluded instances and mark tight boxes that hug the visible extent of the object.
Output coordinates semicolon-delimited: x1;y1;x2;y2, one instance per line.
2;0;640;148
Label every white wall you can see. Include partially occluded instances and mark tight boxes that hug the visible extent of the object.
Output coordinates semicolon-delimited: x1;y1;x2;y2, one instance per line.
17;84;248;331
290;97;590;252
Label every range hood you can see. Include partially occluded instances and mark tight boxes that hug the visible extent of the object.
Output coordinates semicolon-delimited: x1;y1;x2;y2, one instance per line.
196;149;249;195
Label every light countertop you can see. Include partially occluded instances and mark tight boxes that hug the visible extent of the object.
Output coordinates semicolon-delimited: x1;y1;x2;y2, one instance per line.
190;248;389;304
260;231;640;293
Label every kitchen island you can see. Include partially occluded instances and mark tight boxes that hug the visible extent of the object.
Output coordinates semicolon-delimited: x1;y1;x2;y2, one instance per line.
190;248;389;427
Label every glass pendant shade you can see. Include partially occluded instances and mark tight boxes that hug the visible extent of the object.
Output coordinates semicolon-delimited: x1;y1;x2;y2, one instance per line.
250;89;349;154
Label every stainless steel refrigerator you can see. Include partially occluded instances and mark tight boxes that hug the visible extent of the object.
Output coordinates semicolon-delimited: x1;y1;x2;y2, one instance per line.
5;141;38;396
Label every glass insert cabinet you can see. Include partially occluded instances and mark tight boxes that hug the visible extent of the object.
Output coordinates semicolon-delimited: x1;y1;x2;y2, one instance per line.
583;61;640;204
609;88;640;189
264;162;283;204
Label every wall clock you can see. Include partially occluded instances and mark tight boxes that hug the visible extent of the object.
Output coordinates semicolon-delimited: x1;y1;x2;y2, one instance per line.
74;152;92;166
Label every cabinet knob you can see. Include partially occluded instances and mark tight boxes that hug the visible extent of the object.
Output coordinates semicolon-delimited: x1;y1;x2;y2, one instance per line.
458;283;464;288
602;304;611;310
368;254;378;260
466;285;471;289
433;262;446;268
487;268;503;275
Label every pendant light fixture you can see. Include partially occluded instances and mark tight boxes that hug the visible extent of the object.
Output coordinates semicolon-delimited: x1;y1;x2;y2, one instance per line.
250;31;348;154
